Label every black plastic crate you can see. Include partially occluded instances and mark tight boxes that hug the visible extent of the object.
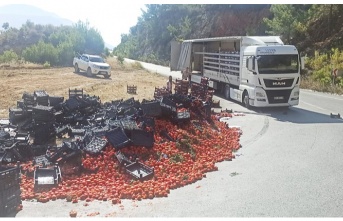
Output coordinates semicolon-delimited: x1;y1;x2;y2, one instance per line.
92;126;110;137
33;165;62;192
0;164;21;191
31;145;49;157
33;155;52;167
114;151;132;166
84;137;107;154
105;127;132;150
49;96;64;107
0;195;21;217
130;130;154;148
125;160;154;181
141;100;162;117
0;185;21;205
120;119;139;131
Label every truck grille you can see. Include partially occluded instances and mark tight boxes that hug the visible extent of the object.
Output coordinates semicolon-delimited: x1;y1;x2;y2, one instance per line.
100;66;109;70
265;89;292;104
264;78;294;88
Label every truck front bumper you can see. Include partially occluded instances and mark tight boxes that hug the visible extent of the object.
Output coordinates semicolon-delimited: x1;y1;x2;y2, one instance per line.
251;87;300;107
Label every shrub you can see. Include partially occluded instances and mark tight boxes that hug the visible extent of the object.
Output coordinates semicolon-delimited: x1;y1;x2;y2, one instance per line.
117;55;124;64
0;50;19;64
43;61;51;68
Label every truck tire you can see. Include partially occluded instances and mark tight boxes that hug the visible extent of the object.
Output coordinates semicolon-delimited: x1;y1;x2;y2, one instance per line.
224;84;231;100
87;67;92;77
243;91;250;109
104;74;110;79
74;64;79;73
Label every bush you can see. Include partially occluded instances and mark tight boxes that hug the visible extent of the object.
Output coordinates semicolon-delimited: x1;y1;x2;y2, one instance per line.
0;50;19;64
130;61;143;70
117;55;124;64
43;61;51;68
22;41;59;65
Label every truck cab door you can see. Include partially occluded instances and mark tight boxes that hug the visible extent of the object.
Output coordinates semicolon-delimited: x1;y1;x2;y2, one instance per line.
80;55;88;70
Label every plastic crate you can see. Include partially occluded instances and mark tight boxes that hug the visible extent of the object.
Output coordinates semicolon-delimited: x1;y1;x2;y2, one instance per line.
141;101;162;117
0;195;21;217
0;164;21;191
84;137;107;154
33;155;52;167
114;151;132;166
105;128;132;150
125;160;154;181
130;130;154;148
0;185;21;205
33;165;62;192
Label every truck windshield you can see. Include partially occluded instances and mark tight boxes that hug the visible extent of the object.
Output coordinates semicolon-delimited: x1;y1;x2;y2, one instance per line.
89;57;104;63
257;55;298;74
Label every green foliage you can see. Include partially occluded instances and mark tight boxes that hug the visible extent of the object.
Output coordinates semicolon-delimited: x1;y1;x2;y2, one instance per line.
263;5;309;44
2;22;9;30
43;61;51;68
306;49;343;87
104;48;110;57
0;20;106;66
117;55;124;64
130;61;143;70
22;41;59;65
0;49;19;63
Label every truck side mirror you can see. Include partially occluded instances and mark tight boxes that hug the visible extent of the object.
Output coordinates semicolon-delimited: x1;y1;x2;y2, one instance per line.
247;56;255;72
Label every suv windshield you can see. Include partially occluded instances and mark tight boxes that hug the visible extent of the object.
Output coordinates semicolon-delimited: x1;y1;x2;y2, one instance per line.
89;56;104;63
257;55;298;74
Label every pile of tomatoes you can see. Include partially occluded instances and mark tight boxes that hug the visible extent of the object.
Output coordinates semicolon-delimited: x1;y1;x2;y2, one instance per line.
18;112;242;204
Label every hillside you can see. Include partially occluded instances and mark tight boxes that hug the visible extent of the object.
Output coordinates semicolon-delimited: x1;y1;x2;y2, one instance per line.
113;4;343;66
0;4;73;28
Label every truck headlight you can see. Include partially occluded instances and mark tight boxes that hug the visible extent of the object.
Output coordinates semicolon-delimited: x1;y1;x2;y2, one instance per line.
256;92;265;97
92;64;99;68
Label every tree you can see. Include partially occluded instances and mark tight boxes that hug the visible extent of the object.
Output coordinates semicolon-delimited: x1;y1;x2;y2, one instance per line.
263;5;308;44
2;22;9;30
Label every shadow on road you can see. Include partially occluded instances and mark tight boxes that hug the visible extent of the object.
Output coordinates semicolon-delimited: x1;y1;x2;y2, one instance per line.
214;93;342;124
73;71;111;80
256;106;342;124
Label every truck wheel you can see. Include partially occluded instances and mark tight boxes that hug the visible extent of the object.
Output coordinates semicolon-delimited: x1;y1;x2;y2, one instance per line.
104;74;110;79
87;67;92;77
243;91;250;109
224;84;231;100
74;64;79;73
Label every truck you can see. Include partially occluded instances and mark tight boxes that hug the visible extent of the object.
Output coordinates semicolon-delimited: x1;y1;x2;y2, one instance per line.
170;36;303;108
73;54;111;78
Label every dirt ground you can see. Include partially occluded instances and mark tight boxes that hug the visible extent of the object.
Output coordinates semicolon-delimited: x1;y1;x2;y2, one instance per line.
0;58;169;119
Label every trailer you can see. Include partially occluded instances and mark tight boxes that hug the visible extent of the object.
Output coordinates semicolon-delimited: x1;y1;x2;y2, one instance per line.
170;36;302;108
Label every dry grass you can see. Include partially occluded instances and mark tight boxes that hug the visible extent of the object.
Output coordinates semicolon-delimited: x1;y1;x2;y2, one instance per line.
0;57;168;118
300;76;343;95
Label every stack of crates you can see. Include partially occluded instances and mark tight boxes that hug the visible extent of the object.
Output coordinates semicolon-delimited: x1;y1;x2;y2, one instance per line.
0;163;22;217
191;77;214;102
174;79;189;95
153;87;170;100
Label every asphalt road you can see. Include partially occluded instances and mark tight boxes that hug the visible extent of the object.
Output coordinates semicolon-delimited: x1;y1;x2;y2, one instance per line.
16;60;343;217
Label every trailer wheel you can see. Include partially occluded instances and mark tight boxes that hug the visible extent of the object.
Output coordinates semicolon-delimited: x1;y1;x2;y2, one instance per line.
74;64;79;73
243;91;250;109
224;84;231;100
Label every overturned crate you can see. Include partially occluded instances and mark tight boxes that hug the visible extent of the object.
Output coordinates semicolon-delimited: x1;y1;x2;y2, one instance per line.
0;163;22;217
125;159;154;181
33;165;62;192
